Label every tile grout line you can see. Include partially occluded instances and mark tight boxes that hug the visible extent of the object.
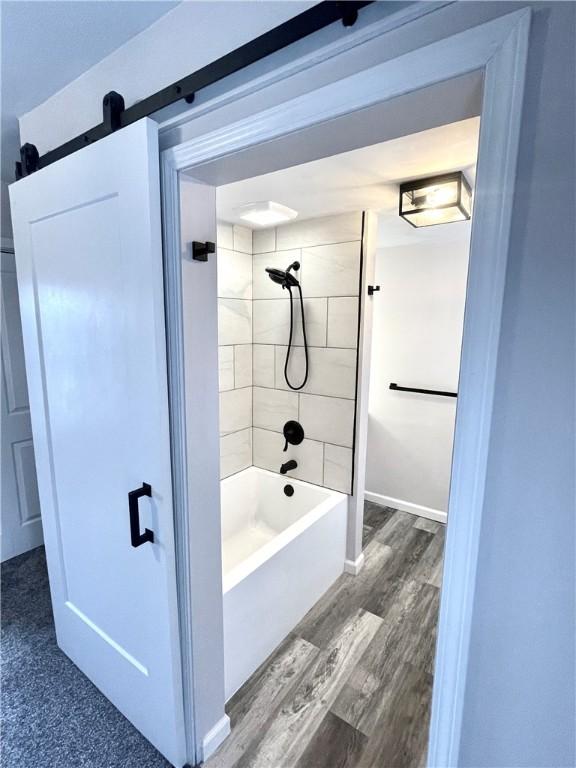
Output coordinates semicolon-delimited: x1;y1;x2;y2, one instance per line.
251;295;360;302
220;219;360;495
253;384;355;402
253;425;352;453
253;236;362;255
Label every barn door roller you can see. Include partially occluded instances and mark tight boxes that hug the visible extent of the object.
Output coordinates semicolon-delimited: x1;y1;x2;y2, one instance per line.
15;1;373;180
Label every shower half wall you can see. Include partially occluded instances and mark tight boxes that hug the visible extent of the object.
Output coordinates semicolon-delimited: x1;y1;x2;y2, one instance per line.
216;212;363;495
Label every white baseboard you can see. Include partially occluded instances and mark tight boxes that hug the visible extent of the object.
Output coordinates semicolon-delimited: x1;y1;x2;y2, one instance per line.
344;552;365;576
201;714;231;762
365;491;447;525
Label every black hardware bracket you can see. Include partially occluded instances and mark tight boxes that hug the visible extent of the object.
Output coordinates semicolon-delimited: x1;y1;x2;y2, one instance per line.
368;285;380;296
389;382;458;398
14;1;373;180
128;482;155;548
192;241;216;262
102;91;125;134
16;143;40;178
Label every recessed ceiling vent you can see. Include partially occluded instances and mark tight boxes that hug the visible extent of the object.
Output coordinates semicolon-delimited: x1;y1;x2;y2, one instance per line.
237;201;298;227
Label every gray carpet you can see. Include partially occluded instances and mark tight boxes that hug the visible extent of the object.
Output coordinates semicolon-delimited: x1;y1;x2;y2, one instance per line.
1;547;172;768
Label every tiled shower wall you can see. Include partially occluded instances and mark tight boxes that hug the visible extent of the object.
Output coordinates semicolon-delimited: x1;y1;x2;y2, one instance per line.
217;212;363;492
217;223;253;479
251;212;363;494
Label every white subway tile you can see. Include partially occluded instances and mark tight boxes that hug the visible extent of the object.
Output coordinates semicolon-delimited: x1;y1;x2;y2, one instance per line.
252;428;324;485
253;386;298;432
327;297;359;348
220;428;252;479
299;394;355;447
301;241;361;297
298;298;327;346
219;388;252;436
218;299;252;345
253;250;300;299
276;212;362;250
218;346;234;392
234;344;252;388
253;344;275;387
217;248;252;300
217;221;234;250
233;224;253;254
253;228;276;254
275;345;304;391
253;298;326;346
253;300;286;344
276;346;357;398
324;444;353;493
252;427;283;472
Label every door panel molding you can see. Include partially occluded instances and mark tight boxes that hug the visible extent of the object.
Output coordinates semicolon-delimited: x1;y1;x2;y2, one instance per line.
65;601;149;676
12;438;40;524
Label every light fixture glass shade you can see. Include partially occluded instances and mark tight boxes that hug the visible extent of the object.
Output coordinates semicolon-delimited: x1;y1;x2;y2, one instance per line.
237;201;298;227
399;171;472;228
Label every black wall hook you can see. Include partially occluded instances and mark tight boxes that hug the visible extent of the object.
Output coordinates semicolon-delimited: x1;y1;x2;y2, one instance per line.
192;241;216;262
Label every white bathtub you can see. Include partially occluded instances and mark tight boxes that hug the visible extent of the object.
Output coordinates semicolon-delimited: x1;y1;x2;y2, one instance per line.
221;466;347;699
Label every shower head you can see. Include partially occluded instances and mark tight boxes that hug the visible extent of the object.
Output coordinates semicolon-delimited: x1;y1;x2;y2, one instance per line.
265;261;300;288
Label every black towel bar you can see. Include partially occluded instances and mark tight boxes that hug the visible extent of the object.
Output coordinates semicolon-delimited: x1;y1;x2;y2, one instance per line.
389;382;457;398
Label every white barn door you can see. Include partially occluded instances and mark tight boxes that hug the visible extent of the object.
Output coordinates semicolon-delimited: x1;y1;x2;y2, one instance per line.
9;119;188;767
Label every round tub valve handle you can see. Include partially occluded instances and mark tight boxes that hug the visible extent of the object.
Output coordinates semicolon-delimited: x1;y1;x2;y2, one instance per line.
283;420;304;451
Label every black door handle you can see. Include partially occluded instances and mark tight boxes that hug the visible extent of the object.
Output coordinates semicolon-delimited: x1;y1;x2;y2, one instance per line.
128;483;155;548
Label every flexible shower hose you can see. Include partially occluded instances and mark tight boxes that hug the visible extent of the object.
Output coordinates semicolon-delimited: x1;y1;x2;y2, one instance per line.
284;283;309;390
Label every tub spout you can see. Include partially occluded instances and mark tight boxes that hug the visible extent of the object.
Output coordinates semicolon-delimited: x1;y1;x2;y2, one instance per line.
280;459;297;475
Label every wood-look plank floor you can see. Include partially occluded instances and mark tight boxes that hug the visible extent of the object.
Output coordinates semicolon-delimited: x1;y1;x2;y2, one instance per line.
206;503;445;768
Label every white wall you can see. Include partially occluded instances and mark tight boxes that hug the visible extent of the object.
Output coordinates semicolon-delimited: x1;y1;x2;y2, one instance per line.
18;1;315;155
179;178;227;751
459;5;575;766
366;219;470;516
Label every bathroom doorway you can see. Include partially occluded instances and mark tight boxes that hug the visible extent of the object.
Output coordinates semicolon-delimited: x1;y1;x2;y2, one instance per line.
174;113;479;766
163;11;528;765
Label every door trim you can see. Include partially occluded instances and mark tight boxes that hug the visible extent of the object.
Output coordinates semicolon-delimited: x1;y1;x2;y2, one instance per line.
160;8;531;765
161;150;199;765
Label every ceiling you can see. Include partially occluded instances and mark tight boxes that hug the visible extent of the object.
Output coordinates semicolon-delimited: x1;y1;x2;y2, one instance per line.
217;117;480;247
1;0;178;229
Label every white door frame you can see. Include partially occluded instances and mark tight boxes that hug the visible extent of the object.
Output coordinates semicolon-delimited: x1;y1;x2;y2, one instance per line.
160;7;531;765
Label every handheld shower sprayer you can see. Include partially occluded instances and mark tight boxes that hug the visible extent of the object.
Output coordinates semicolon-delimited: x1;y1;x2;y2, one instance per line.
265;261;301;288
265;261;309;390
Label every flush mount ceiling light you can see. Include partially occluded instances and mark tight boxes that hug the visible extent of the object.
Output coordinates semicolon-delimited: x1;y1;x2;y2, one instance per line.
399;171;472;228
237;201;298;227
